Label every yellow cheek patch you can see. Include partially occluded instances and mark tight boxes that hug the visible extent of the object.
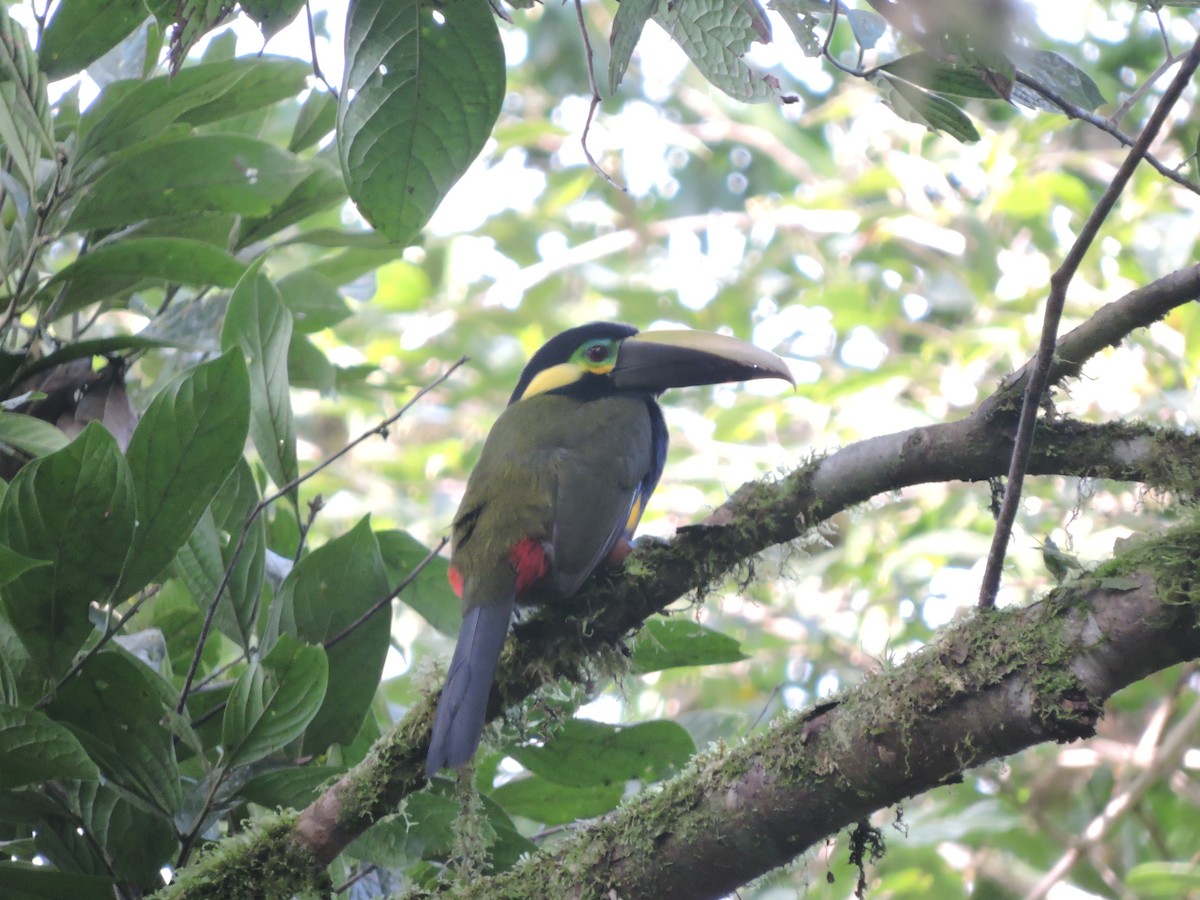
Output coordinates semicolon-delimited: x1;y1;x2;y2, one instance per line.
520;362;582;399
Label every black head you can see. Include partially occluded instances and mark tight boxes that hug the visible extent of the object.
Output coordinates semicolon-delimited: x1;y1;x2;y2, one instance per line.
507;321;794;406
508;322;639;405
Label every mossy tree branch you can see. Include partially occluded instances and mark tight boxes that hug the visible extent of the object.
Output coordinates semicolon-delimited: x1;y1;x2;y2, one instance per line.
159;264;1200;899
455;525;1200;899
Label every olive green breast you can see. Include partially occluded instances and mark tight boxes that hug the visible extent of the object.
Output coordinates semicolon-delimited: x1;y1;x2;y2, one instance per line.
451;392;654;603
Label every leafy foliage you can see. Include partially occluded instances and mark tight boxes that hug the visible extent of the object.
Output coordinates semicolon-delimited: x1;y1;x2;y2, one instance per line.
0;0;1197;898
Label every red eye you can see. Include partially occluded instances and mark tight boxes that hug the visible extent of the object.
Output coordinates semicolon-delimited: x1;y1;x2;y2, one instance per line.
585;344;609;363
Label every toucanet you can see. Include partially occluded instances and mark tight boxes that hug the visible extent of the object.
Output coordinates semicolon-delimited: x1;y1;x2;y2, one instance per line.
426;322;793;775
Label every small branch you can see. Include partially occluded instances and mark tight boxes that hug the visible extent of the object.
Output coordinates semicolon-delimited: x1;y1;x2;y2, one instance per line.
978;37;1200;609
1013;71;1200;198
305;0;339;99
572;0;625;190
176;358;467;713
1108;51;1181;128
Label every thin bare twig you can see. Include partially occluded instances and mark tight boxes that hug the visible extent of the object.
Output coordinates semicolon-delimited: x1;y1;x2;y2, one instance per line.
977;36;1200;609
1013;72;1200;197
176;357;467;713
305;0;339;99
572;0;625;190
1108;51;1181;127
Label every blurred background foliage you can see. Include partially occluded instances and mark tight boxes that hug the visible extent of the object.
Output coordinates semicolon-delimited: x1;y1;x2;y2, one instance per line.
2;0;1200;896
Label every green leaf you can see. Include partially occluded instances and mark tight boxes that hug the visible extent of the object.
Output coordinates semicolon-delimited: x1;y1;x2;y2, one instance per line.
608;0;658;94
173;505;263;653
845;8;886;49
287;333;336;395
0;412;68;458
0;863;115;900
1126;862;1200;897
492;773;624;825
872;73;981;143
35;781;178;888
45;650;183;818
1099;576;1142;592
288;89;337;153
119;349;250;598
347;793;457;867
880;53;999;99
0;704;100;789
509;719;696;787
1017;49;1105;112
240;764;343;808
222;634;328;768
41;238;245;320
0;425;135;677
221;265;298;491
338;0;505;243
239;0;306;40
0;545;49;589
655;0;782;102
276;269;352;334
13;336;188;384
38;0;146;80
79;56;311;161
628;618;748;674
270;518;390;754
68;135;311;232
769;0;822;57
378;529;460;636
235;159;348;250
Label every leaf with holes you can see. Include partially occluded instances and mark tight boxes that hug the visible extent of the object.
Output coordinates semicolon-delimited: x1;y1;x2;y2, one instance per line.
656;0;783;102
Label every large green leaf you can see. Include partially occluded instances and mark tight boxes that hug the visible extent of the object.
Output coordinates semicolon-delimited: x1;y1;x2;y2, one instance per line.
275;270;352;334
288;89;336;153
653;0;781;102
880;53;1000;99
239;0;307;40
174;506;263;653
68;135;311;232
220;265;298;492
0;425;135;677
41;238;245;320
221;634;328;768
0;704;100;789
609;0;658;94
269;517;391;754
38;0;146;80
0;863;114;900
235;159;348;250
0;412;68;458
118;349;250;598
871;73;981;143
338;0;505;243
509;719;696;787
79;56;310;161
628;617;748;674
491;773;624;825
34;781;177;888
45;650;182;818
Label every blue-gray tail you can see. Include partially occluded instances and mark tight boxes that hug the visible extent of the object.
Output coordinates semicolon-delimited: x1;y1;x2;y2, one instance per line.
426;597;514;776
